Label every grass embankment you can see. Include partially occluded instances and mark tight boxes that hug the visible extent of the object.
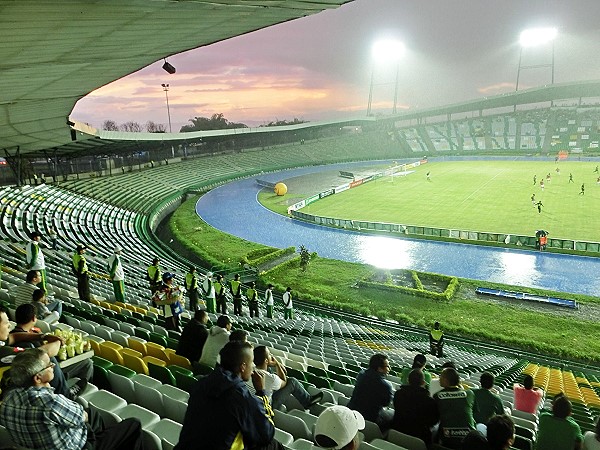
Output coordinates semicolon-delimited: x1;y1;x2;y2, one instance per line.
171;196;600;363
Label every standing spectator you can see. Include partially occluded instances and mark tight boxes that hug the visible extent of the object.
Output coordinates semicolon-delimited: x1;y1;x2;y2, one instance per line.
536;393;583;450
401;353;432;386
282;287;294;320
429;321;444;357
25;231;47;292
314;405;365;450
184;267;200;312
347;353;393;428
486;414;515;450
265;283;274;319
583;417;600;450
107;246;125;303
433;367;475;449
199;315;231;367
176;309;209;363
175;341;282;450
146;257;162;295
251;345;323;410
392;368;439;447
247;282;259;318
201;271;216;314
72;244;90;301
215;274;227;314
230;273;243;316
48;228;58;250
473;372;505;425
0;348;144;450
153;273;184;331
513;374;543;414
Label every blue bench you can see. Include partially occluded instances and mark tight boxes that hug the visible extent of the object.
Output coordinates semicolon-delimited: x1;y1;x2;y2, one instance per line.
476;287;578;309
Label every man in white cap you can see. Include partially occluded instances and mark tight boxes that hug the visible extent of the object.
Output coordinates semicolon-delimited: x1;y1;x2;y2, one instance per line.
201;271;216;313
107;246;125;303
314;405;365;450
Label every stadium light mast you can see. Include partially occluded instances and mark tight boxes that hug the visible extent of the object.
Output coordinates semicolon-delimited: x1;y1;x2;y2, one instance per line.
161;83;173;133
515;27;557;93
367;39;406;116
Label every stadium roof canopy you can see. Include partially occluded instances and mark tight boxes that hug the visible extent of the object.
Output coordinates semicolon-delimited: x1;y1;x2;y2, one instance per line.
0;0;352;159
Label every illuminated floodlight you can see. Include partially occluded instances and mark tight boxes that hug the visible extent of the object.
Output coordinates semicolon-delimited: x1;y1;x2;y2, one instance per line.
519;27;557;47
372;39;406;63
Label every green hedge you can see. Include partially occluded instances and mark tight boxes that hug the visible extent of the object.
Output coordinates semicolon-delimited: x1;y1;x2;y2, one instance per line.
243;246;296;267
358;270;459;301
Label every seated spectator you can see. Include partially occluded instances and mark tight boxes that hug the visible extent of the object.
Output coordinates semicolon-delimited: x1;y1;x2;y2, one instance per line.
473;372;504;424
513;374;543;414
536;393;583;450
347;353;393;428
31;288;60;323
430;361;456;397
392;368;439;448
229;329;248;342
583;416;600;450
462;430;490;450
0;348;144;450
250;345;323;410
0;305;85;400
199;314;231;367
314;405;365;450
429;321;444;357
433;367;475;449
175;340;282;450
401;353;432;386
176;309;209;363
486;414;515;450
12;270;62;316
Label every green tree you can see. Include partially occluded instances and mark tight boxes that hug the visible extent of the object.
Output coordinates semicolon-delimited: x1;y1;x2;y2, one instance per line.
299;245;311;272
180;113;247;132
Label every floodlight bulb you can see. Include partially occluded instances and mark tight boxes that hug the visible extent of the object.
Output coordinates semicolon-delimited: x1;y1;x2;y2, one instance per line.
519;27;557;47
372;39;406;63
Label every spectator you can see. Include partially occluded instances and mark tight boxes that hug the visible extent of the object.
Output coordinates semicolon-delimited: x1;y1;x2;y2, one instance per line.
199;315;231;367
392;368;439;448
13;270;62;317
513;374;543;414
0;348;144;450
229;329;248;342
429;321;444;357
461;430;490;450
25;231;47;292
430;361;456;397
314;405;365;450
31;288;60;323
473;372;504;424
347;353;393;427
11;304;92;398
583;416;600;450
486;414;515;450
176;309;208;363
282;287;294;319
251;345;323;410
152;273;184;331
106;246;126;303
401;353;432;386
433;367;475;449
536;393;583;450
264;283;274;319
175;341;282;450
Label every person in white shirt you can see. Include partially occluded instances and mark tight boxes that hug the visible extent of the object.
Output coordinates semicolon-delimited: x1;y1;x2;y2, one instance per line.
201;272;216;314
107;246;125;303
250;345;322;410
584;418;600;450
282;287;293;320
199;315;231;367
26;231;46;292
265;284;274;319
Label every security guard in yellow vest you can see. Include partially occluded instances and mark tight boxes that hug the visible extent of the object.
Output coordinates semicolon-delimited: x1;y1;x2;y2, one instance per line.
185;267;200;311
230;274;242;316
429;321;444;357
214;274;227;314
246;282;259;318
147;257;162;295
72;244;90;301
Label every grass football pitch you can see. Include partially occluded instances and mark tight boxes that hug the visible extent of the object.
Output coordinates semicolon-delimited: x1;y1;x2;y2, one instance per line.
303;160;600;242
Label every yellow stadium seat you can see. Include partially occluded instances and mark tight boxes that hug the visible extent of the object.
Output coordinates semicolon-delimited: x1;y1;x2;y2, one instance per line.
143;355;167;367
122;352;149;375
99;343;124;365
120;348;143;359
145;343;170;363
168;353;192;370
128;338;147;356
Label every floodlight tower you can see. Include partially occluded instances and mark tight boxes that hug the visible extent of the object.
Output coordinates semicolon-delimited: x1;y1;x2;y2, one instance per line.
515;27;558;92
367;39;406;116
161;83;173;133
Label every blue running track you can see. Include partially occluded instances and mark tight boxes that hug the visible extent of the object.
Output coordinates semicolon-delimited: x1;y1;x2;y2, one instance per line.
196;162;600;297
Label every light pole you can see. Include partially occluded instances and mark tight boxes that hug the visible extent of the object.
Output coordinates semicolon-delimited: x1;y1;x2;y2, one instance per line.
367;39;405;116
515;27;557;93
161;83;172;132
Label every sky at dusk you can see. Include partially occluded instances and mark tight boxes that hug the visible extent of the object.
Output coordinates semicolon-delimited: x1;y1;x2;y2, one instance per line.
71;0;600;131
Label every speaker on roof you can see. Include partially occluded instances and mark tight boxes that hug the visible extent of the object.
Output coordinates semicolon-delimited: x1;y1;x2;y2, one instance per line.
162;61;176;74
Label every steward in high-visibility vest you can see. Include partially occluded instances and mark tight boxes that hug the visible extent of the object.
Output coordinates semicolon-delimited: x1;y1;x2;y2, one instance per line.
147;257;162;295
247;282;259;318
230;274;242;316
185;267;200;311
429;321;444;357
214;274;226;314
72;244;90;301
